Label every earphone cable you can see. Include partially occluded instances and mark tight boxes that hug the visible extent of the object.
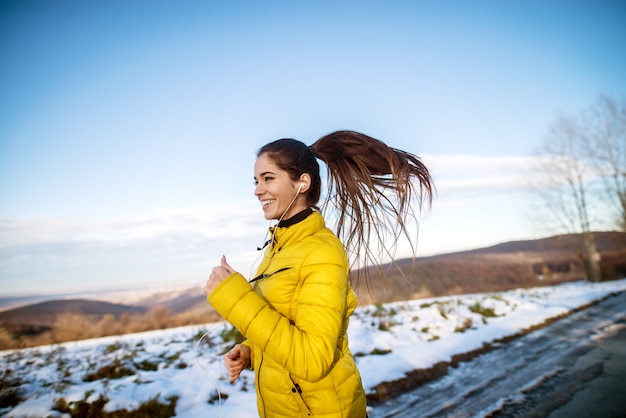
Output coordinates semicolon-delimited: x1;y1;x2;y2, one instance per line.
194;324;223;418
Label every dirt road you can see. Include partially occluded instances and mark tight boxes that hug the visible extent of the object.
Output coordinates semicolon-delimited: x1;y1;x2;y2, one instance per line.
368;290;626;418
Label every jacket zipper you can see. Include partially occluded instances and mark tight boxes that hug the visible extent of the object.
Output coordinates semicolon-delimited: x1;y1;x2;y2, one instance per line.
252;265;291;416
249;267;291;283
258;353;266;417
289;375;312;415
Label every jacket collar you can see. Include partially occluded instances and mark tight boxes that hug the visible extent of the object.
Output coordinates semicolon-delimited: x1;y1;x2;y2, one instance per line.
277;208;313;228
270;209;324;251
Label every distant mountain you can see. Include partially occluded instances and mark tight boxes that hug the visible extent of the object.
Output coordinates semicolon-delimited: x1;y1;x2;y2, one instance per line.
0;298;146;328
434;231;626;256
354;231;626;305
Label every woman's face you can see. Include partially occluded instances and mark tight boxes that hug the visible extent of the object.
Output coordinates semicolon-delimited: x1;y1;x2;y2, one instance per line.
254;153;307;221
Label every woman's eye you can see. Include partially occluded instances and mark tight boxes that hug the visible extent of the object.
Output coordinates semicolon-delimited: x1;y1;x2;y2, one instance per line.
253;176;274;186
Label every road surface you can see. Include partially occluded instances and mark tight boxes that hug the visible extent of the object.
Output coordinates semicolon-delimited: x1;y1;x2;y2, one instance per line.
368;290;626;418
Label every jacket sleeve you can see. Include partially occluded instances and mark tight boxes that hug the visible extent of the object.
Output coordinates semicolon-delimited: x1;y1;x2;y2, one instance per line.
208;250;348;382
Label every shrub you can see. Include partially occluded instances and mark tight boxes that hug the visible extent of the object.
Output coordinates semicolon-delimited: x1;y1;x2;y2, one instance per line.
83;358;135;382
98;314;120;336
208;390;228;404
52;393;109;418
454;318;473;333
134;359;160;371
127;394;179;417
0;370;24;409
378;320;395;331
52;313;97;343
104;342;123;355
220;326;245;346
0;327;16;350
53;393;179;418
370;348;392;355
468;302;498;318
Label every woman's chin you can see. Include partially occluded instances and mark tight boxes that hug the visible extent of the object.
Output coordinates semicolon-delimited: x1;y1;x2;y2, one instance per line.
262;208;277;220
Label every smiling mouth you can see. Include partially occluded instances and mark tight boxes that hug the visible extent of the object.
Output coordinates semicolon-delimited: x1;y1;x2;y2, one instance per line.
260;200;275;208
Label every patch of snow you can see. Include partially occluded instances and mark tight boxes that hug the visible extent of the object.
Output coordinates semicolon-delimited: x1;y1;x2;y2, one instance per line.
2;279;625;417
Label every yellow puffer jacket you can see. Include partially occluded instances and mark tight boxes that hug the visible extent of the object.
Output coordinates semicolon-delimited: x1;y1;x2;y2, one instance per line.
208;210;367;417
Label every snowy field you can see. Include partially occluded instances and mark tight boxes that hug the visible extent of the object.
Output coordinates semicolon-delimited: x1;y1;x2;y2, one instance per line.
2;279;626;417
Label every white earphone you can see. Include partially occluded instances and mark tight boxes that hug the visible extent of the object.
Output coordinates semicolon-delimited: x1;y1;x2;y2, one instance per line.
298;182;305;192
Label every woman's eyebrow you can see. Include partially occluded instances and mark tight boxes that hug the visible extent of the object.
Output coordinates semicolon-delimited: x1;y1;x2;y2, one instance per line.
256;171;276;179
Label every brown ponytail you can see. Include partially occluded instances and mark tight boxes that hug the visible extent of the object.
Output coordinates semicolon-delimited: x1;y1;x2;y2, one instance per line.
310;130;434;285
258;130;434;286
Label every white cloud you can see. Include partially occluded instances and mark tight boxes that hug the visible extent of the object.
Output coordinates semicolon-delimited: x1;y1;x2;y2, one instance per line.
0;203;269;293
0;203;265;249
422;154;535;195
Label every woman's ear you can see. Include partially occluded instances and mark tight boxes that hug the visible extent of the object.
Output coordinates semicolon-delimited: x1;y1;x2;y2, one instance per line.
298;173;311;193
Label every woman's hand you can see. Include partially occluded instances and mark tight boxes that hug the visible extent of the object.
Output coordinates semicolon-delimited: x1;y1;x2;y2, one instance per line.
223;343;251;383
203;255;235;297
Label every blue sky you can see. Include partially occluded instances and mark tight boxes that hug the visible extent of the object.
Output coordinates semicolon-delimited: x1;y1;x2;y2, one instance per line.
1;0;625;296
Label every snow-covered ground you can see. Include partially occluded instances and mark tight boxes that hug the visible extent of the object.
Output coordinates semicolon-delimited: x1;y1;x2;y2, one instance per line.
2;279;626;417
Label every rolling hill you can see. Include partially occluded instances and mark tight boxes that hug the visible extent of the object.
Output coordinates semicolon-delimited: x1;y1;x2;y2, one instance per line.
354;231;626;305
0;299;146;326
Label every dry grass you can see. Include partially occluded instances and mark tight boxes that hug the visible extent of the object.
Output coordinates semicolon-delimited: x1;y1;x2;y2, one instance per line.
355;245;626;305
0;305;222;351
52;392;179;418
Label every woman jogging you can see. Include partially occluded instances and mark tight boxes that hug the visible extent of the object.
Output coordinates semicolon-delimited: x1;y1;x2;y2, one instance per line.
204;130;433;417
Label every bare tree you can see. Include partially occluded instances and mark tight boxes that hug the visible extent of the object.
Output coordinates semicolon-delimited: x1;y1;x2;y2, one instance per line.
530;94;626;282
584;94;626;232
532;115;602;282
